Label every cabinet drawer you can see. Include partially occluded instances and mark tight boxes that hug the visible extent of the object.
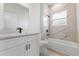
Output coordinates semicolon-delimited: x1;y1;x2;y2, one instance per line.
0;37;25;51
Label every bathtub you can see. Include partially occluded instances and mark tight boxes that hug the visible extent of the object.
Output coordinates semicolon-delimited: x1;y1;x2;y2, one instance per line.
47;38;79;56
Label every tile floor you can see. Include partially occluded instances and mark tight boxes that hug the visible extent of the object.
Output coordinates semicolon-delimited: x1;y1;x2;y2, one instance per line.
47;48;64;56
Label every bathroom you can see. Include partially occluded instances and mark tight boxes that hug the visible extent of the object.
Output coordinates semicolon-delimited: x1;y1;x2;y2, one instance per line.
0;3;79;56
40;3;79;56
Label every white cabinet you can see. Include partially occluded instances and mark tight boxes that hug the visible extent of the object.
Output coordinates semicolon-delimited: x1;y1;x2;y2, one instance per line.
0;37;25;56
25;34;40;56
24;36;28;56
0;44;25;56
27;35;39;56
0;34;40;56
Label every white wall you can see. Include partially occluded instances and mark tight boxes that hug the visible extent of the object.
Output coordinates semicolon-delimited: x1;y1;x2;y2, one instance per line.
0;3;41;33
4;3;29;31
29;3;41;33
4;12;17;30
0;4;4;31
40;4;49;40
19;3;29;9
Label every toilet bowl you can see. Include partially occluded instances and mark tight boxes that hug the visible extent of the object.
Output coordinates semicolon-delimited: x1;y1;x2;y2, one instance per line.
40;40;48;56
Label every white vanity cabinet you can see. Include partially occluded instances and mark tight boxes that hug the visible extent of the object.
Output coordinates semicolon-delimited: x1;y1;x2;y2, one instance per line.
0;33;40;56
0;44;25;56
0;37;26;56
25;35;40;56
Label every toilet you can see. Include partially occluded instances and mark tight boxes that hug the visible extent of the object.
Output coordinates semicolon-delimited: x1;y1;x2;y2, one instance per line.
40;40;48;56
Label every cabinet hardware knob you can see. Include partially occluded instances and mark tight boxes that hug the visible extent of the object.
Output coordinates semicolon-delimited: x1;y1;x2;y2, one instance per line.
26;45;28;50
29;44;30;49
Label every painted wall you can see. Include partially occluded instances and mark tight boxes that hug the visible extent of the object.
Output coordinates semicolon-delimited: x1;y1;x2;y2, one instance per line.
29;3;41;33
0;3;41;33
3;3;29;31
0;4;4;31
19;3;29;9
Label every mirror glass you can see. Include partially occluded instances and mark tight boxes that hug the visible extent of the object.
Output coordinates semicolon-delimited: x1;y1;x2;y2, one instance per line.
3;3;29;33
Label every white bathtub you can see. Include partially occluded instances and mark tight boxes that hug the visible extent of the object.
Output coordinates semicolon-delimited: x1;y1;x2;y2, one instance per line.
47;38;79;56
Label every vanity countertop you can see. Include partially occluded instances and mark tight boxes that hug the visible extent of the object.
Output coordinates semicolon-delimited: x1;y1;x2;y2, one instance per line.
0;31;39;40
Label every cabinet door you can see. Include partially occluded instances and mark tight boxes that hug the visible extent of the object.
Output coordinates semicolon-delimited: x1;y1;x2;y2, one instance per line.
0;37;25;51
28;34;40;56
0;44;25;56
24;36;28;56
0;37;26;56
